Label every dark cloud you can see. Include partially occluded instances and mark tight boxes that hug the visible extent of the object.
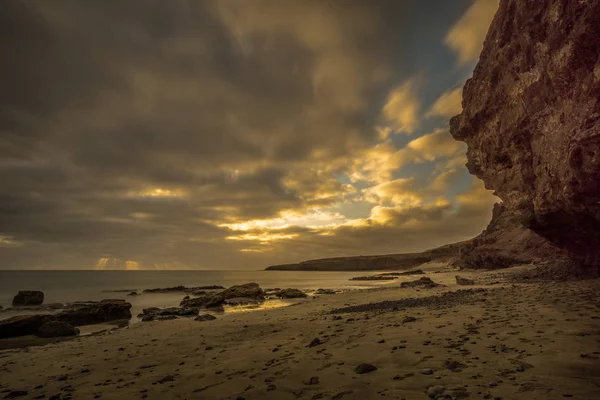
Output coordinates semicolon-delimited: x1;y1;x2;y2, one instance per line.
0;0;485;269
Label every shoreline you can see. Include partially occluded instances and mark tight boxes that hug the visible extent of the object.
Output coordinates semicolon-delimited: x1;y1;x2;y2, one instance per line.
3;266;599;399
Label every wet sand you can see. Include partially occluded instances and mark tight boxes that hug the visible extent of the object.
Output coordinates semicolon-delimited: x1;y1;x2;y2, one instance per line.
1;267;599;400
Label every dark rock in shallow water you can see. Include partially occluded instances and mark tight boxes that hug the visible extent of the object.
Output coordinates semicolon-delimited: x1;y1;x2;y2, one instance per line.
400;277;440;289
127;291;138;296
0;314;53;338
194;285;225;290
274;288;308;299
12;290;44;306
455;276;475;286
143;285;225;294
143;286;187;293
195;314;216;321
350;275;397;281
36;321;79;338
450;0;600;269
56;299;132;326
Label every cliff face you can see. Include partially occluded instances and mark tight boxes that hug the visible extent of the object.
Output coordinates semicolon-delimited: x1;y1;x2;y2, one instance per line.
453;203;566;270
450;0;600;268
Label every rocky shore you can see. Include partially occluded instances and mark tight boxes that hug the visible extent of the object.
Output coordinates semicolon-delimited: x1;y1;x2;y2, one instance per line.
1;267;598;399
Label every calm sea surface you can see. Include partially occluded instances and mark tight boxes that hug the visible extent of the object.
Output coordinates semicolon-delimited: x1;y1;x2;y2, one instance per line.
0;270;392;321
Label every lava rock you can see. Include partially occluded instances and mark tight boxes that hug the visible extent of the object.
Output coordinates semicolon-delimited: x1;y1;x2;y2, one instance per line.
274;288;308;299
455;276;475;285
427;385;445;399
400;277;440;289
181;283;265;308
194;314;217;321
12;290;44;306
0;314;53;338
354;363;377;374
449;0;600;268
56;299;132;326
36;321;79;338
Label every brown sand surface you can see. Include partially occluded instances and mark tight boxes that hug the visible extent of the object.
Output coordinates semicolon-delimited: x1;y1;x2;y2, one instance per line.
1;268;599;400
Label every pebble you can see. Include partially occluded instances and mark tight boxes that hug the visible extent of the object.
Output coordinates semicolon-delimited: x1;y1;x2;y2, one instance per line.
354;363;377;374
427;385;445;399
421;369;434;375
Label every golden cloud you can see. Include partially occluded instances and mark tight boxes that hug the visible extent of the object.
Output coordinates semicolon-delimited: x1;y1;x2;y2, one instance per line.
380;79;421;134
445;0;499;65
426;87;463;119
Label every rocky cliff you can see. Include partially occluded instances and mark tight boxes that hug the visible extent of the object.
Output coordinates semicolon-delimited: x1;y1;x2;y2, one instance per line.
450;0;600;269
452;203;566;270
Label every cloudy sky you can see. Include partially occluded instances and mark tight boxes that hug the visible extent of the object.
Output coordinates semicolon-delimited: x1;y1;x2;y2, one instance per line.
0;0;500;270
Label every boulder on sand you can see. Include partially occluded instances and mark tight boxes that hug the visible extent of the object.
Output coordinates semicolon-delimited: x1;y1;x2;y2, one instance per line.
274;288;308;299
137;307;198;321
0;314;53;339
400;277;440;289
455;276;475;286
56;299;132;326
36;321;79;338
12;291;44;306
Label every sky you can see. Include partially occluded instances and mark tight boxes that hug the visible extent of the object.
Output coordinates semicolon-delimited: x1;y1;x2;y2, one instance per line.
0;0;500;270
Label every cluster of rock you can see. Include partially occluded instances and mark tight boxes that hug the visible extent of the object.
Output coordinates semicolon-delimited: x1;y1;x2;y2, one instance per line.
180;282;266;309
400;277;441;289
138;307;198;322
450;0;600;270
0;299;132;339
142;285;225;294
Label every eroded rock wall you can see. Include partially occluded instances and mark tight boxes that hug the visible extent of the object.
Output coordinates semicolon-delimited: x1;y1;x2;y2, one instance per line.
450;0;600;268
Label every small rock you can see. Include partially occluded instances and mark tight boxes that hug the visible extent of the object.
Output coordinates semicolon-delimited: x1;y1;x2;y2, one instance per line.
157;375;175;384
402;316;417;323
420;368;434;375
194;314;216;321
427;385;445;399
354;363;377;374
308;338;321;348
455;276;475;285
4;391;29;399
304;377;320;385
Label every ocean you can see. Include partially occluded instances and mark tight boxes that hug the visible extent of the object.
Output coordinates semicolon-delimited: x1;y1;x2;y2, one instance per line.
0;270;392;322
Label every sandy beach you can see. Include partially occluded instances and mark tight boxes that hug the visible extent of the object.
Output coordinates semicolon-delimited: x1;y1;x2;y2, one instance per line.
1;268;599;400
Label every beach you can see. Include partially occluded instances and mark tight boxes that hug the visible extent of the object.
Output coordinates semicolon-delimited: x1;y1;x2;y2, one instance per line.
1;267;599;400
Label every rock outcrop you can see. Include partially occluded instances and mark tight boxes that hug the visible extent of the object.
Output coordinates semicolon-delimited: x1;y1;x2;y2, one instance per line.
180;283;265;309
453;203;567;269
0;315;53;339
450;0;600;269
56;299;132;326
36;321;79;338
0;300;132;338
455;276;475;286
400;277;441;289
273;288;308;299
12;291;44;306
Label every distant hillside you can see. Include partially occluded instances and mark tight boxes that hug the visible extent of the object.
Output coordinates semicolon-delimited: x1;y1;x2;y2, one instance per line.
265;203;568;272
265;242;464;271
